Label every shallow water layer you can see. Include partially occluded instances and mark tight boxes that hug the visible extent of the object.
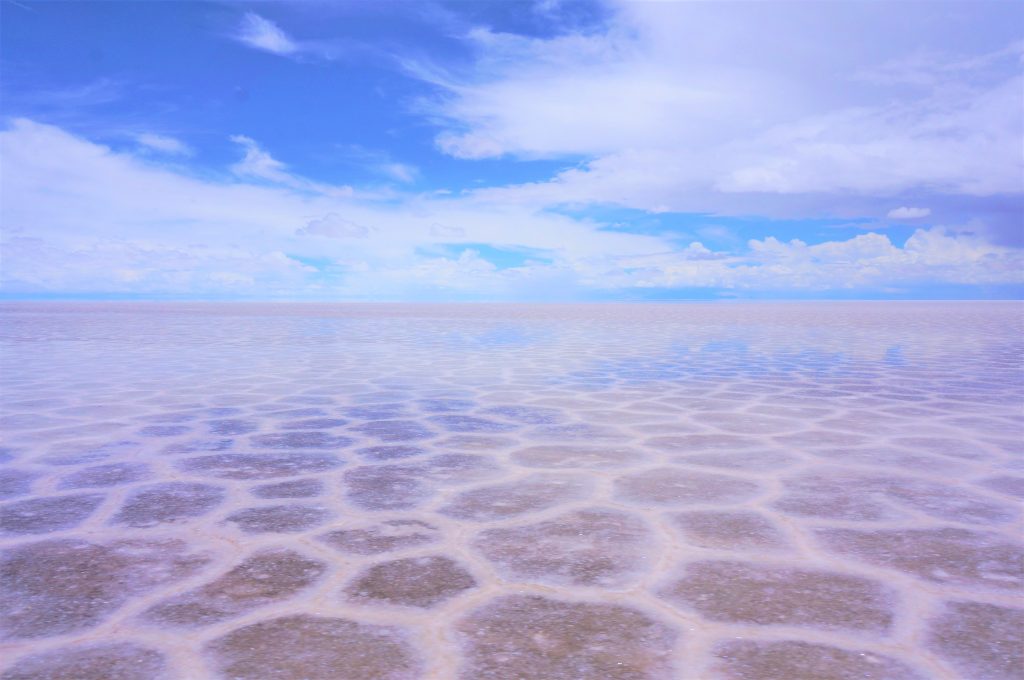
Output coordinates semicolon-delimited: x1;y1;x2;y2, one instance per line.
0;302;1021;679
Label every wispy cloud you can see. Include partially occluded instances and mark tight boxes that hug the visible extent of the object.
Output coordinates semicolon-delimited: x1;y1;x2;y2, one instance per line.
336;145;420;184
134;133;191;156
230;134;352;197
234;13;298;56
230;12;342;60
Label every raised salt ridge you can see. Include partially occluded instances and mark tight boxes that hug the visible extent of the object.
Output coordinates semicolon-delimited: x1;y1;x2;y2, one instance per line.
1;302;1021;678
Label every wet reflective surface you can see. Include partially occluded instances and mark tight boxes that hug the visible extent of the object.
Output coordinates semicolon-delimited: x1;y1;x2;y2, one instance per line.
0;302;1021;679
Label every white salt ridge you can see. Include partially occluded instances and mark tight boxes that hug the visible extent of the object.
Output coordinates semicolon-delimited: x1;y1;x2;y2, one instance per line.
0;302;1021;679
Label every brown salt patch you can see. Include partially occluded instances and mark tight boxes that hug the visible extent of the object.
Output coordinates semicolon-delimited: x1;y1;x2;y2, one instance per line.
0;414;72;430
669;510;789;552
204;614;421;679
697;412;797;435
343;465;431;511
889;436;986;460
142;548;326;627
1;642;168;680
177;452;341;479
262;407;328;419
319;519;440;556
38;441;137;466
807;446;969;474
773;470;906;521
250;477;323;498
815;527;1024;590
250;431;353;449
614;467;761;507
348;420;436;442
435;435;518;451
647;432;761;454
883;478;1019;524
926;601;1024;680
455;594;679;679
482;405;565;424
344;555;476;608
474;508;653;587
111;482;225;528
342;404;411;420
708;639;926;680
1;494;105;535
137;424;191;437
391;453;504;487
658;560;894;633
160;438;234;455
207;419;258;435
772;430;871;448
573;409;659;425
0;469;38;500
224;504;332;533
978;474;1024;498
355;445;427;461
0;538;210;639
440;474;593;521
57;462;150;489
528;422;627;441
674;450;798;471
428;414;517;433
746;404;834;419
278;417;348;430
511;444;644;469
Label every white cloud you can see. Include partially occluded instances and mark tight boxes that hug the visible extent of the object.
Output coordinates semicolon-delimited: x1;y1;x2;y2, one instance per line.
380;162;418;183
1;119;1020;299
230;134;292;182
336;145;420;184
435;131;507;160
715;74;1022;196
230;12;342;61
135;133;191;156
297;213;371;239
411;3;1022;224
430;223;467;238
235;13;298;56
230;135;353;197
887;206;932;219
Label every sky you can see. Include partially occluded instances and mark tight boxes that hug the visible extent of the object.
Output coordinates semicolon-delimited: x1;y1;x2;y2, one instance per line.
1;0;1022;301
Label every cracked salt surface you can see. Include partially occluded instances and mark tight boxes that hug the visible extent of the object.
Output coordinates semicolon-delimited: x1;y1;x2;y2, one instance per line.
0;302;1021;678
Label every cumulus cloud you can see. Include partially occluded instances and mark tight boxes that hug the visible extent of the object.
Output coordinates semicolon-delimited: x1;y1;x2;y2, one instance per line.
1;119;1020;299
235;13;298;56
411;2;1022;234
887;207;932;219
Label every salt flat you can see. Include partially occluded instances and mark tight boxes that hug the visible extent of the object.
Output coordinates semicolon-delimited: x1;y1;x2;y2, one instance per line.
0;302;1021;679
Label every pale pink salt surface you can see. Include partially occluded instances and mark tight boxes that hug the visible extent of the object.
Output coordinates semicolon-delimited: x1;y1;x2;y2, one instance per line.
0;301;1021;679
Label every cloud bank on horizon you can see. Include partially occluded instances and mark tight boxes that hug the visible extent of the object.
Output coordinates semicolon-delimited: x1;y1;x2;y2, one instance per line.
1;0;1021;300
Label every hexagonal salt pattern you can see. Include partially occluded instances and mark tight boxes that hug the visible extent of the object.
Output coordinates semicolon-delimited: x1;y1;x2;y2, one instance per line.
0;301;1021;678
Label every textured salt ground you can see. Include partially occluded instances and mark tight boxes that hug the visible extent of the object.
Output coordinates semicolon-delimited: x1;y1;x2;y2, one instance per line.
0;301;1022;679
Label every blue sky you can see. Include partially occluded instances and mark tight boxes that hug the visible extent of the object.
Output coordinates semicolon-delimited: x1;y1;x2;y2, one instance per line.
1;0;1021;300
